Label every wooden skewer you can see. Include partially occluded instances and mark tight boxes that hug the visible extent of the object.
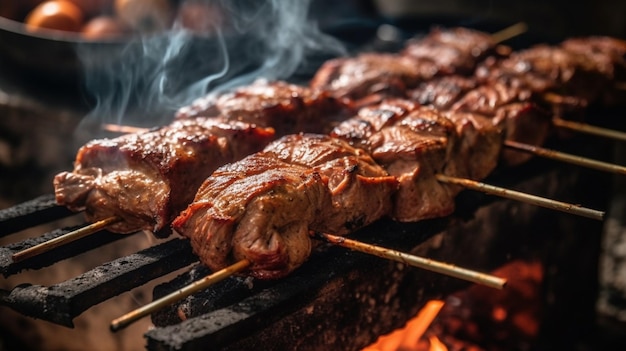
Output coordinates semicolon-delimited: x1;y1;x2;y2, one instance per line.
490;22;528;44
110;259;251;332
435;174;604;221
615;81;626;90
504;140;626;175
314;232;507;290
552;117;626;143
11;216;122;262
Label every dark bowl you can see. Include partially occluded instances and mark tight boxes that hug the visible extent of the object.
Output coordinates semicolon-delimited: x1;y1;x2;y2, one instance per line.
0;13;143;82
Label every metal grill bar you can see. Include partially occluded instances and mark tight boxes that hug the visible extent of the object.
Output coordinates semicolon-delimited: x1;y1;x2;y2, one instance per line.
0;238;196;327
0;226;132;277
0;195;73;237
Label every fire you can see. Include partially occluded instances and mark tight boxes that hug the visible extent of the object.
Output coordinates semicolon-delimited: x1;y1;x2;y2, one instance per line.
363;300;446;351
362;259;543;351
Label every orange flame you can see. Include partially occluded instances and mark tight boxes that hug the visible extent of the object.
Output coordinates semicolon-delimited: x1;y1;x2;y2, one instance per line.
363;300;445;351
427;335;448;351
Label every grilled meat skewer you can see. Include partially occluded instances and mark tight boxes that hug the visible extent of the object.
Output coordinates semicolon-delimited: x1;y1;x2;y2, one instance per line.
310;27;507;106
54;81;352;235
175;79;351;136
54;118;275;234
173;134;397;279
331;99;503;222
54;29;625;239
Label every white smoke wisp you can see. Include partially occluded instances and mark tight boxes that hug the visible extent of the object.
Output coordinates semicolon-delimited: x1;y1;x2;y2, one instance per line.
76;0;346;133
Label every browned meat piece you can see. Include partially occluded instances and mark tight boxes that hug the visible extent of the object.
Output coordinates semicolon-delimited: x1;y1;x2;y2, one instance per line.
448;83;552;167
409;76;477;110
262;134;397;234
332;101;462;222
311;27;509;106
442;111;504;181
54;117;275;234
175;79;351;136
450;81;533;115
310;53;436;104
475;45;608;105
493;103;552;167
173;134;397;279
561;36;626;80
402;27;497;75
561;36;626;105
331;98;420;149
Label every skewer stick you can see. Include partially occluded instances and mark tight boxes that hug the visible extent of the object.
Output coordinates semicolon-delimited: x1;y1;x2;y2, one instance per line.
11;216;122;262
552;117;626;143
504;140;626;175
490;22;528;44
435;174;604;221
615;82;626;90
313;233;506;290
110;259;251;332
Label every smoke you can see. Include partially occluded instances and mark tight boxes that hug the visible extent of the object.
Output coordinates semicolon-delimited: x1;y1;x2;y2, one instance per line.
76;0;346;131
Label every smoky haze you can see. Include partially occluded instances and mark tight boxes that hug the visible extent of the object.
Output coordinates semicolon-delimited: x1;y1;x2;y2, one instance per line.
76;0;346;131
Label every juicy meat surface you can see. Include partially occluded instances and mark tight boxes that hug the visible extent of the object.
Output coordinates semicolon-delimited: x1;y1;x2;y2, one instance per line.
491;103;552;167
561;36;626;105
175;79;351;136
402;27;496;75
332;101;462;222
448;83;551;167
442;110;503;181
561;36;626;80
450;81;533;116
475;45;608;104
310;26;506;106
310;53;437;104
173;134;397;279
54;117;275;234
409;76;478;110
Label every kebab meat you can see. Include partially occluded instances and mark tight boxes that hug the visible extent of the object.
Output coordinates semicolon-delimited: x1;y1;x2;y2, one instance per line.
54;117;275;234
175;79;351;136
173;95;520;278
52;27;625;252
53;26;517;237
309;26;510;107
173;32;626;279
54;81;352;235
172;134;398;279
